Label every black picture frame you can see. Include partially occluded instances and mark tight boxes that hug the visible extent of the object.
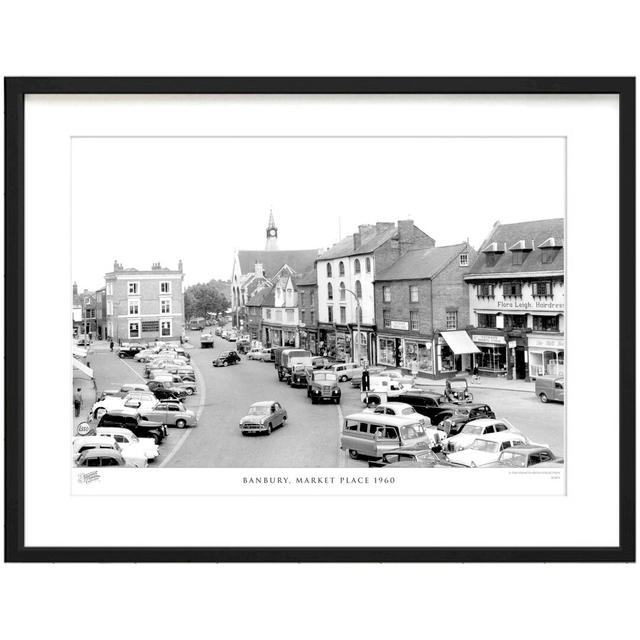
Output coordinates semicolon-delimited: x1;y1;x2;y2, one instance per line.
4;77;635;563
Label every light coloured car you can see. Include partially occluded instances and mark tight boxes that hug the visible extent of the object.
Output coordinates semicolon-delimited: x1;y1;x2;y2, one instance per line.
72;435;147;467
362;402;445;447
95;426;159;460
239;401;287;435
120;383;150;393
141;401;198;428
258;348;274;362
444;418;520;453
75;449;131;467
484;444;562;468
446;431;531;467
247;348;263;360
331;362;363;382
133;348;161;362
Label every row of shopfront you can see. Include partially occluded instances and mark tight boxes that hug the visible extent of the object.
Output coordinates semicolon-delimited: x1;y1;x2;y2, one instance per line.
256;320;564;380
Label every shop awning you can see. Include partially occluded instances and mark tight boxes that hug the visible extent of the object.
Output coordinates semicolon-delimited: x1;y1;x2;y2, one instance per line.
440;331;481;355
73;358;94;378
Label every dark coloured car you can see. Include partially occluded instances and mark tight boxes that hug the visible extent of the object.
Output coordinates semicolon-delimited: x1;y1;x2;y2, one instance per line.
484;445;564;468
368;445;459;468
117;345;145;359
213;350;241;367
289;365;310;388
395;391;467;426
437;403;496;437
96;410;166;445
146;381;187;401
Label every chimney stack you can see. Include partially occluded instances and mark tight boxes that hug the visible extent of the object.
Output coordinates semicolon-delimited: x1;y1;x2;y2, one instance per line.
353;232;361;250
375;221;395;233
73;282;78;296
178;259;183;272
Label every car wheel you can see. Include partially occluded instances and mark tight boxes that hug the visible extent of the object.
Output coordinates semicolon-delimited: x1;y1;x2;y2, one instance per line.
349;449;359;460
176;419;187;429
340;375;348;383
223;361;229;367
283;414;287;422
118;353;125;358
334;398;340;404
539;393;548;403
152;433;161;445
266;423;272;435
185;387;194;396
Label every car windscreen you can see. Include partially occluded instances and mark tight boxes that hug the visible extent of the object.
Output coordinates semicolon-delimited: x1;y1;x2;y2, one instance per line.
314;373;337;382
499;451;528;467
248;406;269;415
449;380;467;389
398;423;427;440
469;439;500;453
462;423;485;435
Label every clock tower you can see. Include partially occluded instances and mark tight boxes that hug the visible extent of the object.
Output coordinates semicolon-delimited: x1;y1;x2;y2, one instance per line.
265;209;278;251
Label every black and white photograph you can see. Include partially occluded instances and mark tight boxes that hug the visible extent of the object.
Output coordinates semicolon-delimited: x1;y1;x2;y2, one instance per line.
71;135;566;475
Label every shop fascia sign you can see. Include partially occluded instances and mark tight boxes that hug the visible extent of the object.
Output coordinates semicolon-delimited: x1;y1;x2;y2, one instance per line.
390;321;409;330
528;337;565;349
472;334;505;344
496;300;564;311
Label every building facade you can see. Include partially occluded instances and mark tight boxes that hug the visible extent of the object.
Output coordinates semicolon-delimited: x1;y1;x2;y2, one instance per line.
260;273;301;348
296;268;319;354
316;220;435;364
464;219;565;380
105;260;185;343
374;243;477;378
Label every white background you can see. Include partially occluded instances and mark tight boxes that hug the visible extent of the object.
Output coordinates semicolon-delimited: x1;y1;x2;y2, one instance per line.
1;2;638;640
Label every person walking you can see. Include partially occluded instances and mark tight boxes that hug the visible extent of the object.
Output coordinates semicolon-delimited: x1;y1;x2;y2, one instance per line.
109;340;114;352
73;387;83;417
472;364;480;383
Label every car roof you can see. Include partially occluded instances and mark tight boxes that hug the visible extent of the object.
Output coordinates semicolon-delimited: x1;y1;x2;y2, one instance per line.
95;427;135;436
474;431;524;443
75;435;115;445
345;412;423;425
78;448;120;459
251;401;276;407
502;444;549;453
375;402;415;410
465;418;505;427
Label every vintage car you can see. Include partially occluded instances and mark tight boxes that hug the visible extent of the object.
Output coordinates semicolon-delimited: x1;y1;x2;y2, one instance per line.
120;383;150;393
444;376;474;402
289;364;311;388
535;376;565;403
307;370;341;404
213;351;241;367
72;435;147;468
95;426;159;460
311;356;332;370
150;374;197;395
247;347;264;360
360;375;418;406
75;448;131;467
484;445;564;468
146;379;188;400
133;348;162;362
330;362;363;382
258;348;275;362
437;403;496;437
444;418;521;453
368;445;459;468
227;331;238;342
446;431;532;467
141;400;198;428
394;391;470;426
239;401;287;435
95;410;166;444
90;390;158;419
200;333;215;348
117;344;145;359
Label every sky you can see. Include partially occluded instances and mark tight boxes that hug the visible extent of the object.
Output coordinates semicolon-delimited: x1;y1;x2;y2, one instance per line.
71;136;565;290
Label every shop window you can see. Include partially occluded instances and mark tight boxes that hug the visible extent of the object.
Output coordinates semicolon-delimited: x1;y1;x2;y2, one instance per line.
327;283;333;300
477;314;496;329
365;257;371;273
383;310;390;328
410;311;419;331
326;263;332;277
532;315;559;332
354;259;361;274
355;280;362;298
328;306;334;323
503;281;522;297
405;341;433;373
532;280;552;296
382;286;391;303
446;311;457;330
477;283;495;298
440;344;456;372
504;314;527;330
378;337;396;366
478;345;506;371
409;285;418;302
339;261;345;277
339;282;346;301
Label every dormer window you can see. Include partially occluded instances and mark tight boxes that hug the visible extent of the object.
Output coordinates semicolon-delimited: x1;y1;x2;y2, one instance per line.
482;242;505;268
459;253;469;267
508;240;532;266
537;237;563;265
541;248;558;264
512;252;524;266
486;254;500;268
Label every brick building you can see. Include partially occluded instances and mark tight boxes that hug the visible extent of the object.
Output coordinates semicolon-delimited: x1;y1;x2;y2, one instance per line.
316;220;435;364
374;242;477;377
105;260;185;343
296;267;319;353
464;218;564;380
72;282;99;339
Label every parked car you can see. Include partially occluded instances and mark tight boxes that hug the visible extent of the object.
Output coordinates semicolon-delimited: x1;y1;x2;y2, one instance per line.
311;356;332;370
72;435;147;467
120;383;150;393
259;347;275;362
437;404;496;437
239;401;287;435
368;445;459;468
444;418;521;453
75;448;131;467
117;345;145;359
133;348;161;363
247;347;264;360
146;380;187;400
444;376;474;402
535;376;564;403
141;401;198;428
90;391;158;419
340;412;435;460
95;426;159;460
331;362;363;383
213;351;241;367
484;444;564;468
446;431;531;467
394;391;467;426
95;410;166;445
200;333;215;348
307;370;341;404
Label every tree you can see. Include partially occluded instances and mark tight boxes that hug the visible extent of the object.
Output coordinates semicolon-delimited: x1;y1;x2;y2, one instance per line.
184;280;230;320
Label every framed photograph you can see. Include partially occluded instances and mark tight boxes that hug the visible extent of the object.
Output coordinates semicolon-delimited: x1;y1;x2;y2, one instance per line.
5;77;635;562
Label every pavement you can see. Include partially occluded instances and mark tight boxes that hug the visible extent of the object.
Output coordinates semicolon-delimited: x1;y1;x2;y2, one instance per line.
415;374;534;394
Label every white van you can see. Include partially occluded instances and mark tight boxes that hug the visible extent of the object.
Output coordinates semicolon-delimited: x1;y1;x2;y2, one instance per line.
331;362;362;382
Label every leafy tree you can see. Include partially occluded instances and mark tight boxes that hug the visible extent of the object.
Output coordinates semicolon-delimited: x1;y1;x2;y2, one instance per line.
184;280;230;320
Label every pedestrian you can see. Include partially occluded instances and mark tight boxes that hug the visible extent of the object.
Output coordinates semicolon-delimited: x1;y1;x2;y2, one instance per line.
109;340;114;352
73;387;83;417
410;358;419;386
472;364;480;383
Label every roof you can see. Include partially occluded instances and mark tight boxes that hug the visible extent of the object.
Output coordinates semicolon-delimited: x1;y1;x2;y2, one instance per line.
251;401;276;407
294;268;317;286
245;286;273;307
375;243;468;281
318;225;398;260
343;411;424;425
237;249;319;278
466;218;564;276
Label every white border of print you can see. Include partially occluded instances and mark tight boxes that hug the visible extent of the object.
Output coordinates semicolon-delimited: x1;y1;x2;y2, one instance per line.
24;94;618;548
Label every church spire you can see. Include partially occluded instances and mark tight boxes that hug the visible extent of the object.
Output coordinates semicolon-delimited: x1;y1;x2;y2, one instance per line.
265;207;278;250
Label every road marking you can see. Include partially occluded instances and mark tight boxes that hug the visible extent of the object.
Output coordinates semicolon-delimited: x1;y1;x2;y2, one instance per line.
336;403;346;468
159;358;206;468
117;356;148;382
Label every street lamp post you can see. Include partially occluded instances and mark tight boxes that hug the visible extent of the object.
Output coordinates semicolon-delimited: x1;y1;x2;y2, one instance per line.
343;287;362;366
